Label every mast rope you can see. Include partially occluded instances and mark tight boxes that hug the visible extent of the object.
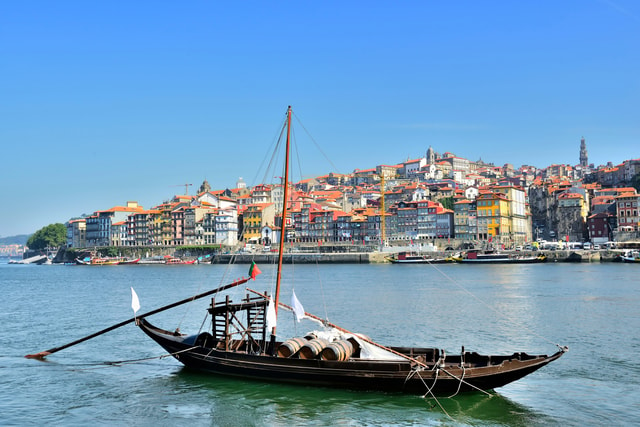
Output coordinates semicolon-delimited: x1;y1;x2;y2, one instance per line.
314;256;331;323
425;260;566;351
291;111;342;175
66;347;200;371
440;367;492;396
175;253;244;332
407;367;454;421
446;364;465;398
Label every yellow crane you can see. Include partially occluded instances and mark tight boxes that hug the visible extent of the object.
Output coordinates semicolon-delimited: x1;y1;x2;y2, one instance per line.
379;174;386;244
172;183;193;195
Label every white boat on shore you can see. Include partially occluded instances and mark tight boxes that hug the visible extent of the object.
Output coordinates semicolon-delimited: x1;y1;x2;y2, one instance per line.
454;249;547;264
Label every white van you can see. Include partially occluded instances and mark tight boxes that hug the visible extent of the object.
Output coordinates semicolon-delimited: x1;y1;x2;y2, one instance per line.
583;242;592;250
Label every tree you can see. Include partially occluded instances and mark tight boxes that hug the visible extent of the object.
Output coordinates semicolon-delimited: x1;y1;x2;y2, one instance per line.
26;223;66;250
439;196;455;211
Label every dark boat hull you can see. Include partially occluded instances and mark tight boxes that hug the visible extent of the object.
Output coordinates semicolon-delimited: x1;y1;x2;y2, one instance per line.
388;258;450;264
139;319;564;395
458;256;546;264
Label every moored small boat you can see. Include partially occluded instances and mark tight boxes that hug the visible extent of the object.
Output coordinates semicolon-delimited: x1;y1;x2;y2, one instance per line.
25;106;567;402
164;256;197;265
619;250;640;263
387;251;452;264
137;256;167;264
454;249;546;264
137;107;565;395
90;257;122;266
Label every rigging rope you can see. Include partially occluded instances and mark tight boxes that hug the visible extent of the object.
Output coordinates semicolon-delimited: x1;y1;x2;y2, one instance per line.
176;249;243;332
67;347;200;371
407;367;454;421
425;260;566;351
291;111;342;175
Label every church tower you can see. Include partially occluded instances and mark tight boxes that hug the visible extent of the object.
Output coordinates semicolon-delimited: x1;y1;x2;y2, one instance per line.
579;137;588;167
198;179;211;194
426;146;436;164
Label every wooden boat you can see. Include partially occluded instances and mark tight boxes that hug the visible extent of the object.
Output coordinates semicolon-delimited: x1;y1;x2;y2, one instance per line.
454;249;546;264
387;251;451;264
137;107;566;395
119;258;141;265
620;251;640;263
90;257;122;266
164;256;197;265
137;256;167;264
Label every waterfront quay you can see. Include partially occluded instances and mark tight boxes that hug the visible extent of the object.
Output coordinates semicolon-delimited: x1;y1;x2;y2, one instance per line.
216;249;623;264
50;241;628;264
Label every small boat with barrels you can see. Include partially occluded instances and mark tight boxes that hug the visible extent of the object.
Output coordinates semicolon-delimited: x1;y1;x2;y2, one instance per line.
136;107;565;395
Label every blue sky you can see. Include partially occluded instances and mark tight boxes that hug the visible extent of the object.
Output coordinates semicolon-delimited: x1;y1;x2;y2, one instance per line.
1;1;638;237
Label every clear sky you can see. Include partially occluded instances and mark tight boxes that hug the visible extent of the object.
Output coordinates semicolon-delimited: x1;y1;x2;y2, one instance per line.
1;1;639;237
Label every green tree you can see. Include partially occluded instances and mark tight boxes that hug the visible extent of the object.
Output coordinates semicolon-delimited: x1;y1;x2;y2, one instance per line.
439;196;455;211
26;223;66;250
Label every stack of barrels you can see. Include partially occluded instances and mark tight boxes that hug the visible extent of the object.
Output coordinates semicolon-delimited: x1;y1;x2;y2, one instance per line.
277;334;359;361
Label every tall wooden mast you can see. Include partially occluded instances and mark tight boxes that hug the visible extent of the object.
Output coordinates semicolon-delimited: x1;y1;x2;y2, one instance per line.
271;106;292;338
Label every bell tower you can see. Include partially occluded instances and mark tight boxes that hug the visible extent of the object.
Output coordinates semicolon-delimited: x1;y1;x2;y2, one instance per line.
579;137;588;167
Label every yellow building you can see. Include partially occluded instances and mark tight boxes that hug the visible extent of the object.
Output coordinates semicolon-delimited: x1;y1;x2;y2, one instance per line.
242;203;275;243
476;192;510;243
491;184;531;244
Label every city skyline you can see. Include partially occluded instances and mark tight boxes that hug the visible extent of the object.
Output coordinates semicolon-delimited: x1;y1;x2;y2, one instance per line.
2;1;639;236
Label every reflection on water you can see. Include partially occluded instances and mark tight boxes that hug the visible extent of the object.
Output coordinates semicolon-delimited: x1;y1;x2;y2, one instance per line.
171;368;551;426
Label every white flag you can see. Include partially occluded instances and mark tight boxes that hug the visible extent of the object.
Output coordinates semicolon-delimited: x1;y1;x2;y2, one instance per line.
131;287;141;314
291;290;305;322
266;300;277;331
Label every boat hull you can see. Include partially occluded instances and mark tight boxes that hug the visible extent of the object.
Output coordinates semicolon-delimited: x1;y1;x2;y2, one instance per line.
458;257;546;264
139;318;563;395
388;258;450;264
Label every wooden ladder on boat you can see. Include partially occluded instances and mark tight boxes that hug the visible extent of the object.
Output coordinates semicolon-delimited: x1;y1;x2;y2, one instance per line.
209;293;269;353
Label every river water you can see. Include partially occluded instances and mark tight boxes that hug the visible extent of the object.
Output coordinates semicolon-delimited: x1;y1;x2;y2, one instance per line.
1;260;638;426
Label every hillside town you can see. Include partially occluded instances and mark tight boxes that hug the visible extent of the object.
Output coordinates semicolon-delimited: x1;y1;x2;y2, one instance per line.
53;138;639;253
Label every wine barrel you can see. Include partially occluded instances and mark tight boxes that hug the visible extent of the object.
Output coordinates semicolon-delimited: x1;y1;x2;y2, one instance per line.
321;340;354;361
299;338;329;359
277;337;307;358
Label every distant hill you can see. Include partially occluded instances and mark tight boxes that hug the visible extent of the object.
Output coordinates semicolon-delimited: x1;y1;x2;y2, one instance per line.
0;235;30;245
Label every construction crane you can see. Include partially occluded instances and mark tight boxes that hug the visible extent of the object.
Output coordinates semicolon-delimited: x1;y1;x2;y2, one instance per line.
375;169;397;245
172;183;193;195
380;173;386;244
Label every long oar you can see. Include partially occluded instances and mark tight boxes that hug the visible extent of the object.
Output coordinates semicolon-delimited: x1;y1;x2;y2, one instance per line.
25;277;251;359
247;288;429;368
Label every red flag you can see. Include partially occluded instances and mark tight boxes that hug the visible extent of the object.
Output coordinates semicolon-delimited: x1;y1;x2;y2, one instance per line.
249;261;262;280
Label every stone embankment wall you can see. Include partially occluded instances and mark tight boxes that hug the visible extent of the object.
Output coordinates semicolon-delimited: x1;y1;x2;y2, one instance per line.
53;246;624;264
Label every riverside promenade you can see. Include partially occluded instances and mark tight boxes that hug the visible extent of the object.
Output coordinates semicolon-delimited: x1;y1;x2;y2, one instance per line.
51;245;625;264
